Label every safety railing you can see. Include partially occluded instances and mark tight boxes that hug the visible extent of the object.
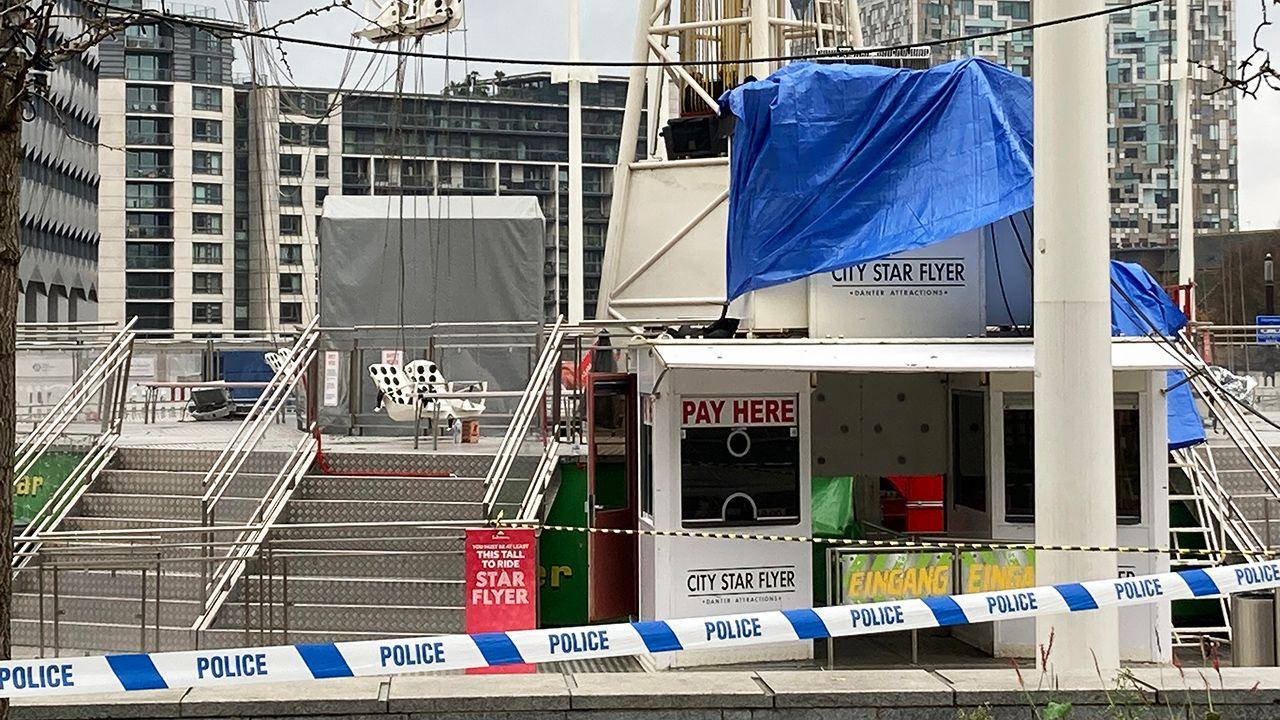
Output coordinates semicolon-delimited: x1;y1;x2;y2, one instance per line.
194;426;318;634
13;434;121;573
482;316;565;518
15;318;136;481
196;315;319;634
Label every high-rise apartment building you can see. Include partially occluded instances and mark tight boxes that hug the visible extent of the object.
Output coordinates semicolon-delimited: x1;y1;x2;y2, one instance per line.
858;0;1238;248
20;0;101;322
96;4;239;336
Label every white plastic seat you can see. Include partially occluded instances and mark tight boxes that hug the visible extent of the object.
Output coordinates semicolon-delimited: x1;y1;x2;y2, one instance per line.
368;363;430;423
403;359;487;421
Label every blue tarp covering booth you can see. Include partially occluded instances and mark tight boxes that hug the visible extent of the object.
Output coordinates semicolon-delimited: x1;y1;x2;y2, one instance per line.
719;58;1204;449
719;58;1034;300
1111;261;1206;450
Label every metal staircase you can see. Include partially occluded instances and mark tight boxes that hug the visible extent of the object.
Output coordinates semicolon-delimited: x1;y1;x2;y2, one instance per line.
1166;333;1280;646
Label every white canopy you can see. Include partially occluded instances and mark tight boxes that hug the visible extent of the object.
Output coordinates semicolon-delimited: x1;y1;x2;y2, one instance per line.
645;338;1182;374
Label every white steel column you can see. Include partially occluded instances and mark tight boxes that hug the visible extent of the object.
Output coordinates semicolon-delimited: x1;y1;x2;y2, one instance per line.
1033;0;1119;671
750;0;771;79
1175;0;1196;315
567;0;585;324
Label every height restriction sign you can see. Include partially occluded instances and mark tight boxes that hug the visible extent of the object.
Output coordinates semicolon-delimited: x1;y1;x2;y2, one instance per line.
464;528;537;673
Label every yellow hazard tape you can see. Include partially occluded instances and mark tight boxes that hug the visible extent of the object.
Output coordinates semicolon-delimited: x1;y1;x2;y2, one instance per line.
491;518;1268;561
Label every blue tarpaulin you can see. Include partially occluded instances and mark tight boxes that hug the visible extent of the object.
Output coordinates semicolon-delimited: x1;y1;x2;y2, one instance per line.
221;351;272;402
1110;261;1205;450
719;58;1034;300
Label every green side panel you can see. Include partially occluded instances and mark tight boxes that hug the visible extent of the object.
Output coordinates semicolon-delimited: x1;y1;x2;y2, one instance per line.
15;452;84;526
540;461;589;628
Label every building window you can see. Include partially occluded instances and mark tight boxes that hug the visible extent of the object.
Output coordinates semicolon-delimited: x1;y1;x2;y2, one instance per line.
315;186;329;206
125;53;169;81
279;122;303;145
279;186;302;207
314;155;328;178
193;183;223;205
193;272;222;294
126;117;171;145
125;271;173;300
193;242;223;264
125;241;173;269
127;302;173;331
125;182;171;209
680;397;801;527
191;55;221;84
193;212;223;234
126;149;172;178
192;87;222;111
280;214;303;235
126;212;173;239
279;244;303;265
279;302;303;324
192;119;222;144
280;154;303;177
952;392;986;511
193;302;223;324
125;84;170;113
1002;400;1142;524
191;29;222;53
279;273;303;294
192;150;222;175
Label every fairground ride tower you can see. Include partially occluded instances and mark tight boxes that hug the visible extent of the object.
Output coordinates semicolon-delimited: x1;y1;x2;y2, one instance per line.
596;1;862;326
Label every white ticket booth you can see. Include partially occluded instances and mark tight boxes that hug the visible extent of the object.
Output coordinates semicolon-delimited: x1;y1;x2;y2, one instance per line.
630;337;1180;667
632;357;814;668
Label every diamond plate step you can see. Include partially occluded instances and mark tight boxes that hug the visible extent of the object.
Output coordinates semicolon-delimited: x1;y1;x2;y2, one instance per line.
12;593;200;628
263;552;464;579
236;576;463;606
215;603;463;634
94;470;278;497
114;447;296;474
283;499;484;524
75;494;262;523
295;475;485;502
13;569;204;599
11;619;197;654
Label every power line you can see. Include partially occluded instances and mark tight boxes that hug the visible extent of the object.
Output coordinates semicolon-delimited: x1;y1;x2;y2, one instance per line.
81;0;1165;70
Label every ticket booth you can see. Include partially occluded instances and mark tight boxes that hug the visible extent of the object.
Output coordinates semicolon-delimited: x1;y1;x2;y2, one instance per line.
631;337;1179;667
633;356;814;668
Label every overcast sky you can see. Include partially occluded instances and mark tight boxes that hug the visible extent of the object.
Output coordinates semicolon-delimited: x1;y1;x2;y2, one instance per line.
241;0;1279;230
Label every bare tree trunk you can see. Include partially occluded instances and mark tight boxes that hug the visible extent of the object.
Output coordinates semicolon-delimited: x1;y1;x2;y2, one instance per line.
0;15;24;718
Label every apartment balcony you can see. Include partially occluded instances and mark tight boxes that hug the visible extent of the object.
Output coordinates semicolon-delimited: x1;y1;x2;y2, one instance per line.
125;68;173;82
125;224;173;240
125;196;172;209
126;100;173;114
126;165;173;179
124;35;174;50
125;132;173;146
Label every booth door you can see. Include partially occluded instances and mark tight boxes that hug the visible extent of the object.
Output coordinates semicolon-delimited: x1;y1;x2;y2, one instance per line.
587;373;639;622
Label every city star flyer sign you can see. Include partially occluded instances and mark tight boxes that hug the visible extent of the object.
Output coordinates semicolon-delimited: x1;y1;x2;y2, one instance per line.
3;561;1279;698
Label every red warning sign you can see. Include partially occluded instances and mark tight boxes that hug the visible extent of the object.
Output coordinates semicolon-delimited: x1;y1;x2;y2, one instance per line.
464;528;537;674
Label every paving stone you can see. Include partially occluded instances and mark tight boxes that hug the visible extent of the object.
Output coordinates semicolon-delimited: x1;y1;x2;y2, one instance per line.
11;688;187;720
1126;665;1280;705
757;670;953;708
180;677;387;717
390;674;571;712
937;668;1146;707
567;672;772;709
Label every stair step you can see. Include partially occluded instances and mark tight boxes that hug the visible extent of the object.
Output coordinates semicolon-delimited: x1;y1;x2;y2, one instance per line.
283;499;484;524
76;493;262;523
295;474;484;502
114;448;296;474
12;592;200;628
262;552;463;579
236;576;463;606
13;568;203;599
214;603;463;634
95;470;278;496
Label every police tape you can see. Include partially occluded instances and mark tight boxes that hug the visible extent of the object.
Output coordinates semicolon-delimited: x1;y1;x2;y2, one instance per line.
4;560;1279;699
521;521;1261;560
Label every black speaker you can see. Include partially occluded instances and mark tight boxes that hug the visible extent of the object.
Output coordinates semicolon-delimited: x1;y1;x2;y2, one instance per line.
661;115;730;160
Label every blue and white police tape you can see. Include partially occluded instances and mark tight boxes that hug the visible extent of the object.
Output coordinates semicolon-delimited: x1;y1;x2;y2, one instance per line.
4;560;1280;698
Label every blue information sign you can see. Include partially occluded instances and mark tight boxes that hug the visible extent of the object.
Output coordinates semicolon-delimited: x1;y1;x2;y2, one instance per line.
1257;315;1280;344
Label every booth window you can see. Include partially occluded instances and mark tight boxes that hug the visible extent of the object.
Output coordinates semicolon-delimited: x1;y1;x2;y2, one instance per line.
1003;401;1141;524
639;406;653;517
951;391;987;511
681;422;800;527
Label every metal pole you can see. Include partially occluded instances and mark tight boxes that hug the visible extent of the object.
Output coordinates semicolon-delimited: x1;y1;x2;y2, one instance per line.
750;0;772;79
1175;0;1195;319
52;566;60;655
1033;0;1120;671
37;562;45;658
1266;253;1274;316
282;555;290;645
140;568;148;652
567;0;585;325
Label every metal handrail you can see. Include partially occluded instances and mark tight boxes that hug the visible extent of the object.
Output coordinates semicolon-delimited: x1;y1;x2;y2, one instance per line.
482;316;565;516
194;427;318;633
15;319;136;479
199;316;319;514
517;436;562;521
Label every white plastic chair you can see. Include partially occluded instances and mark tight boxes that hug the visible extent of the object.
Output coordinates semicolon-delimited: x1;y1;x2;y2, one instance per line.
404;360;486;421
367;363;428;423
